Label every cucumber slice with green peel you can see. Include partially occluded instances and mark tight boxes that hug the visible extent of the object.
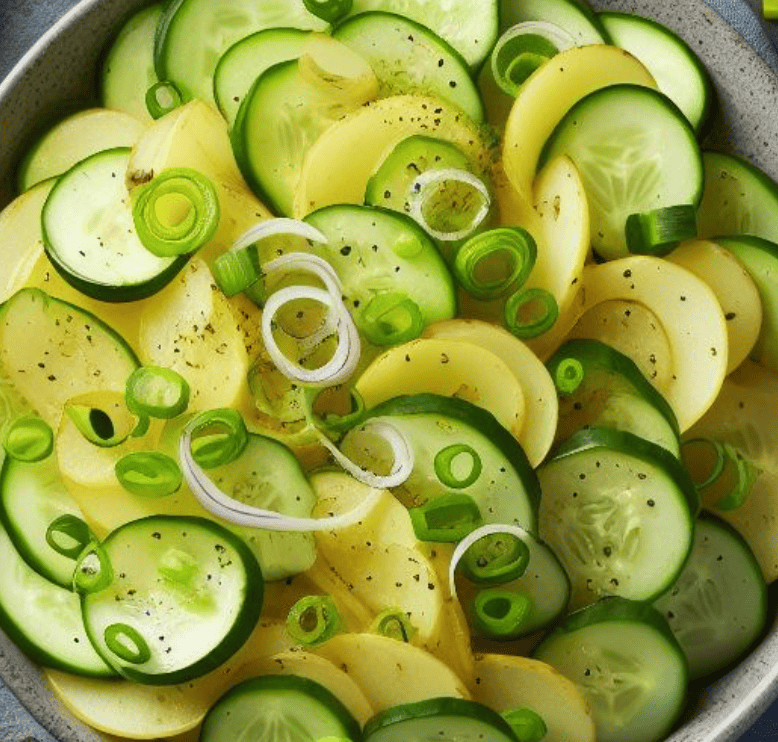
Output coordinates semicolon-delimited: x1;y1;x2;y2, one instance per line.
154;0;327;106
205;433;317;581
81;515;263;685
347;0;498;69
0;519;114;677
0;288;140;429
537;426;697;608
332;12;484;123
304;205;457;343
599;12;714;135
214;28;312;126
534;597;687;742
353;393;540;536
539;84;703;260
501;0;609;45
714;236;778;373
201;674;362;742
364;697;518;742
100;3;162;122
42;149;188;302
0;455;93;588
654;514;767;679
546;338;680;456
697;151;778;242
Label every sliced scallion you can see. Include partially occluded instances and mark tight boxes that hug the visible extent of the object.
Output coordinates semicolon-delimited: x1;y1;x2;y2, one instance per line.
359;292;425;346
45;514;92;560
554;357;585;395
145;81;183;120
212;244;263;297
434;444;483;489
370;607;418;644
454;226;537;300
625;204;698;257
104;622;152;665
458;531;530;585
504;287;558;338
714;445;762;511
408;493;483;543
126;365;190;419
2;415;53;462
73;541;113;594
132;167;220;257
681;437;727;491
302;0;352;24
187;408;248;469
286;595;343;646
115;452;183;498
309;385;367;435
472;587;533;639
502;708;548;742
65;395;137;448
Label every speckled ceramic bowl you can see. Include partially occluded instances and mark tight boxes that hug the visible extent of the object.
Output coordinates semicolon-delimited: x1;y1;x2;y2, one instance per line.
1;1;778;741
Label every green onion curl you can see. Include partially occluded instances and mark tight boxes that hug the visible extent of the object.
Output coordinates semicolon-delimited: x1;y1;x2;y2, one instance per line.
115;452;183;498
458;531;530;585
359;292;425;347
145;81;183;120
504;287;559;339
104;622;152;664
554;357;585;395
187;408;249;469
434;444;483;489
3;415;53;462
370;607;418;644
126;365;190;419
408;493;483;543
46;514;93;560
287;595;343;646
73;541;113;594
471;587;533;639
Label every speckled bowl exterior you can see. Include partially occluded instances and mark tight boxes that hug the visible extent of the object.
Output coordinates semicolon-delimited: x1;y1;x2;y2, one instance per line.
1;1;778;741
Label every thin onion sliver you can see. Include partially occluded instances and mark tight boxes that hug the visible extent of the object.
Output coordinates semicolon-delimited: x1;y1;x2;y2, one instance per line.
230;218;328;253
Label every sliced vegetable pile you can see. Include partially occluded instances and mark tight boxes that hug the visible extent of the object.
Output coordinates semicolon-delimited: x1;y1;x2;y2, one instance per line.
1;0;778;741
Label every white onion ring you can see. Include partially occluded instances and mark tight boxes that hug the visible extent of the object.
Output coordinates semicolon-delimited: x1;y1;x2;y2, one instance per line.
448;523;533;600
261;285;360;387
263;252;342;297
178;426;383;531
318;419;414;489
407;168;492;242
230;218;328;253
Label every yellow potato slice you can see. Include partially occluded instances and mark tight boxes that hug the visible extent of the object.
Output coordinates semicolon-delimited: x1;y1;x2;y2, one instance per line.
503;45;656;204
293;94;492;217
355;337;526;441
314;633;469;711
686;360;778;581
240;651;374;726
0;180;54;302
137;258;253;412
471;654;596;742
44;619;295;740
564;256;728;431
422;319;557;467
667;239;763;373
20;108;147;191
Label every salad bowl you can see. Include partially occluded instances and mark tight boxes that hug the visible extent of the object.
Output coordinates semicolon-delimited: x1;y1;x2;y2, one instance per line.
1;0;778;741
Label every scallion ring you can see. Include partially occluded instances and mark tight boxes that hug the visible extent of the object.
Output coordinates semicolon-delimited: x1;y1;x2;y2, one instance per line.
554;357;585;395
73;541;113;594
454;227;537;300
502;708;548;742
504;287;559;338
64;394;137;448
681;437;727;491
45;514;92;560
303;0;352;23
407;168;492;242
286;595;343;646
2;415;53;462
434;443;483;489
145;81;183;120
126;366;190;419
186;408;248;469
370;607;418;644
132;167;220;258
714;445;762;511
104;622;152;665
213;244;264;297
408;493;483;543
115;452;183;498
458;531;530;585
491;22;576;96
472;587;533;639
359;292;425;346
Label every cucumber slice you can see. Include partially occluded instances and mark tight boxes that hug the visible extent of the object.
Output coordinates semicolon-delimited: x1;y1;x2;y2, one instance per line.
697;151;778;242
0;519;113;677
213;28;311;126
154;0;326;106
42;149;187;302
546;338;680;456
347;0;497;69
332;12;484;123
534;597;687;742
304;204;457;342
599;11;713;134
714;236;778;373
0;455;92;588
365;697;517;742
357;393;540;536
0;288;139;429
539;84;703;260
654;514;767;679
537;427;697;607
100;3;162;122
201;674;361;742
81;515;263;684
502;0;609;45
206;433;317;581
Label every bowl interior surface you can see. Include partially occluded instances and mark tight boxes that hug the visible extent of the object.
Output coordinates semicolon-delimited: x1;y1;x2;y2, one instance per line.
1;1;778;741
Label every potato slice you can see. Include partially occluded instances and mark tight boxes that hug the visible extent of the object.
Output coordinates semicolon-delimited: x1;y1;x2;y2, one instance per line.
314;633;469;711
44;619;295;739
471;654;596;742
667;239;763;373
503;45;656;203
293;94;492;218
240;651;374;726
355;337;526;441
422;319;558;467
